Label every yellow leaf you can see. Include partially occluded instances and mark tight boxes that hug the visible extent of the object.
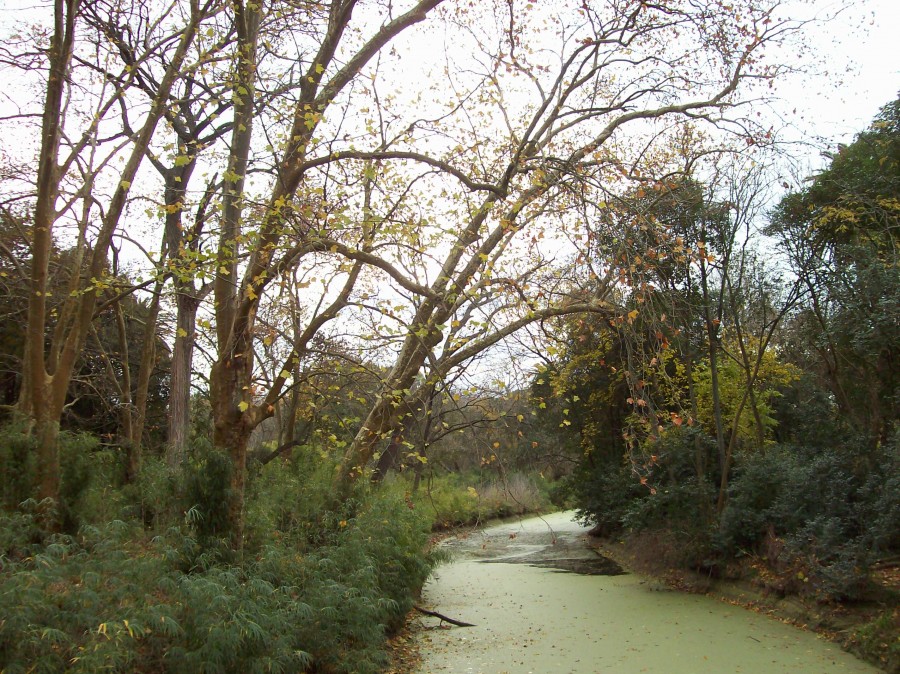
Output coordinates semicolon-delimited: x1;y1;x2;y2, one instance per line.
238;401;249;412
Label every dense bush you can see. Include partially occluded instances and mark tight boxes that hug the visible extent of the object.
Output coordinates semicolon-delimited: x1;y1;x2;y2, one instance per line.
0;439;438;673
570;458;644;536
571;425;899;602
572;427;717;538
0;424;36;509
0;426;124;531
720;438;900;600
848;608;900;673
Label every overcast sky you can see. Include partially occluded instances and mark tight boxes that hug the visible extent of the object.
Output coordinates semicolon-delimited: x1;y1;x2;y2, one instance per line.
777;0;899;145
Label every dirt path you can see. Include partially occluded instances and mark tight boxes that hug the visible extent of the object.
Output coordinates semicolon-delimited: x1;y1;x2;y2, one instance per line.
412;512;879;674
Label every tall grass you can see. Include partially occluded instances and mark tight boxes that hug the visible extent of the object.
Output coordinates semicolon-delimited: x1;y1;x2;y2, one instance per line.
409;470;552;529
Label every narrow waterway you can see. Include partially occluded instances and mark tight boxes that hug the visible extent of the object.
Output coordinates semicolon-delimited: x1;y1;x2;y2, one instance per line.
413;511;878;674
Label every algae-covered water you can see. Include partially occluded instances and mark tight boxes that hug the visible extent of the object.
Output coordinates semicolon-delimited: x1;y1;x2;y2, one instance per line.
414;512;878;674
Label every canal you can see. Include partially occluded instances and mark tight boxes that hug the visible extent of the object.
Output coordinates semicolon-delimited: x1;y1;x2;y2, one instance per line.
413;512;878;673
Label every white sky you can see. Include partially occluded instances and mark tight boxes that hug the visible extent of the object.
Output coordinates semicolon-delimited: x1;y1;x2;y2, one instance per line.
1;0;897;160
774;0;899;148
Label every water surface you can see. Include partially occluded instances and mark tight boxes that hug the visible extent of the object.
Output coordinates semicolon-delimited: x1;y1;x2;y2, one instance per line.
414;511;877;674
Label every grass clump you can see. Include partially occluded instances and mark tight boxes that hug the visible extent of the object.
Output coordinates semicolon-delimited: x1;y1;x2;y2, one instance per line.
845;608;900;673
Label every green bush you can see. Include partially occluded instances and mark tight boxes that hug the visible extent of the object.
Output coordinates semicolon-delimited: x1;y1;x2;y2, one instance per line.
168;440;238;568
848;608;900;673
571;458;644;536
717;446;798;554
243;444;338;549
621;477;715;534
0;490;436;673
0;426;121;530
0;436;439;673
720;437;900;601
0;423;37;509
122;456;184;528
572;427;717;539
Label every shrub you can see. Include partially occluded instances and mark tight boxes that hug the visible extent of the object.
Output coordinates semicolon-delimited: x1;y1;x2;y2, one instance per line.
572;426;719;538
0;436;439;674
0;423;36;509
0;489;437;673
122;456;184;528
182;442;235;556
718;446;797;555
571;458;645;536
720;437;900;601
848;608;900;673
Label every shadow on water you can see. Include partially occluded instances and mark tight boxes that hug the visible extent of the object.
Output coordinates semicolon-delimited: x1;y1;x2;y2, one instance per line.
450;512;626;575
479;553;626;576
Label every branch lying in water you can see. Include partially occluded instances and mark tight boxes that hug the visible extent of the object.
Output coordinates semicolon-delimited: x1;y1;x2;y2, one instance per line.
414;605;476;627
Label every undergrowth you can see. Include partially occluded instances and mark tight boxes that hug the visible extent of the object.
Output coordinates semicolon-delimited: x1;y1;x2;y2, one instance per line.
0;439;437;674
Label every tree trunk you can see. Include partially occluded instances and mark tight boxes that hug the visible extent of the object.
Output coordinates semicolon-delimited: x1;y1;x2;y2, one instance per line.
335;311;444;491
717;389;751;514
129;279;164;475
210;354;254;549
111;301;137;481
684;350;705;482
167;290;200;467
35;407;62;507
700;259;726;473
373;428;404;482
20;0;203;511
21;0;78;508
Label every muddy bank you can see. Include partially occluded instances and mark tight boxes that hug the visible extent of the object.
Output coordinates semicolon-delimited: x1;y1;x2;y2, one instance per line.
410;512;878;673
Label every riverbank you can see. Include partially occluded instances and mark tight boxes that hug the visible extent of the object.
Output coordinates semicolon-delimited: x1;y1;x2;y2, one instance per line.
589;531;899;673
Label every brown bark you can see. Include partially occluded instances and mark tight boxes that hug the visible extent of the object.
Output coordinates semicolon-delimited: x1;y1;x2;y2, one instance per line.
23;0;79;505
207;0;444;544
373;428;405;482
114;300;134;443
413;605;475;628
699;257;726;475
684;350;705;482
210;353;255;548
